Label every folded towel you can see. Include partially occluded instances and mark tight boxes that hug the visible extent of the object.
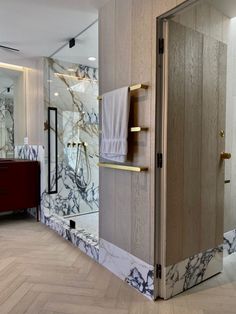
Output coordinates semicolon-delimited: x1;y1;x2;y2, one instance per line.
101;86;130;162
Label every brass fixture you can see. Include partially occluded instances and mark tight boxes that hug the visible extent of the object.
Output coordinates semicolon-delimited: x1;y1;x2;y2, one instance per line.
130;127;148;132
219;130;225;138
99;127;148;134
67;142;88;148
98;162;148;172
220;152;231;160
97;83;148;100
78;142;88;147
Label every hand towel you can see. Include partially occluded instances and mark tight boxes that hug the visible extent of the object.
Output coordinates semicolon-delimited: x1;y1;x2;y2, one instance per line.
101;86;130;162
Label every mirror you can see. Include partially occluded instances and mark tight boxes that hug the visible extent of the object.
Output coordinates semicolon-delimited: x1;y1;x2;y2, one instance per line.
0;64;27;158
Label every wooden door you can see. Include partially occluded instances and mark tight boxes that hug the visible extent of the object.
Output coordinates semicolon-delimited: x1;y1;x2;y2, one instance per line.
164;19;227;270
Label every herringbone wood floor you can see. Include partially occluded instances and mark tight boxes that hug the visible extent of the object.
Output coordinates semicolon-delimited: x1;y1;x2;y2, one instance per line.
0;215;236;314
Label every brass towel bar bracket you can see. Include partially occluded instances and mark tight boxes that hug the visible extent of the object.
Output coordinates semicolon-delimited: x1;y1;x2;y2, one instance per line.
98;162;148;172
97;84;149;173
99;127;148;134
97;83;149;100
130;127;148;132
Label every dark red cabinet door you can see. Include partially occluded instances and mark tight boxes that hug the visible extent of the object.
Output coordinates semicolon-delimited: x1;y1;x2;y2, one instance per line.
0;160;40;212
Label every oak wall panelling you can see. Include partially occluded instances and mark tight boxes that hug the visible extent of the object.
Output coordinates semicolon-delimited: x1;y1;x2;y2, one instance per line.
99;0;230;300
99;0;206;287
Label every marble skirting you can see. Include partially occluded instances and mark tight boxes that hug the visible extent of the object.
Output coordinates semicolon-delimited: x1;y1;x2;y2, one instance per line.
163;245;223;299
224;229;236;256
99;239;154;300
43;214;99;261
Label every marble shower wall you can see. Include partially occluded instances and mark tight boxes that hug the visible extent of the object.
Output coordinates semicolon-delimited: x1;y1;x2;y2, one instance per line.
44;58;99;217
0;97;14;158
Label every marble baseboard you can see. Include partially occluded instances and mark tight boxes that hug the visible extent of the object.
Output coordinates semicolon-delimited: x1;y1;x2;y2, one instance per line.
42;213;99;261
224;229;236;256
163;245;223;299
99;239;154;300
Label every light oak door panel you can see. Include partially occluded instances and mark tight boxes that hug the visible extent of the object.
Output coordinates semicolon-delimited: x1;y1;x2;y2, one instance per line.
183;27;203;258
201;35;219;249
166;21;185;265
166;20;227;266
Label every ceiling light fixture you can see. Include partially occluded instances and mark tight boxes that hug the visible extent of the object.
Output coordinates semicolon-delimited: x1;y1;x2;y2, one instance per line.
88;57;96;62
68;68;75;72
0;62;24;71
54;92;59;97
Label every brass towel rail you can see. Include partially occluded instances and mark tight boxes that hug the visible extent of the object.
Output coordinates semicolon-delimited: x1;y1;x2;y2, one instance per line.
100;127;148;134
130;127;148;132
98;162;148;172
97;83;148;100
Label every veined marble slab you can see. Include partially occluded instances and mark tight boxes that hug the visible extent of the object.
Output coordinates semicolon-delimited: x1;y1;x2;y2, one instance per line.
163;245;223;299
99;239;154;300
44;58;99;217
224;229;236;256
42;213;99;261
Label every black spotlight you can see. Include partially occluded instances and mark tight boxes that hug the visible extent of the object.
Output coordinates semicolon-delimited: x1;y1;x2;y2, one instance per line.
69;38;75;48
7;87;10;93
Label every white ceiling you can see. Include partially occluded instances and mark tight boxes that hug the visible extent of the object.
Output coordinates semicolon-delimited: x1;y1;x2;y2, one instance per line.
0;0;108;61
53;21;98;67
208;0;236;18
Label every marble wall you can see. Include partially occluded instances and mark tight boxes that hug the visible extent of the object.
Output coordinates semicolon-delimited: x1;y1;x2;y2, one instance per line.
43;58;99;218
0;97;14;158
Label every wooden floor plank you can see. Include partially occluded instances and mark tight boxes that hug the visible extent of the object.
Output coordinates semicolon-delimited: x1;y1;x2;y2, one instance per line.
0;216;236;314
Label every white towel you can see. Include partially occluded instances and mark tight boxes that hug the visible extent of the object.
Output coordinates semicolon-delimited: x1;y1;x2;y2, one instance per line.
101;87;130;162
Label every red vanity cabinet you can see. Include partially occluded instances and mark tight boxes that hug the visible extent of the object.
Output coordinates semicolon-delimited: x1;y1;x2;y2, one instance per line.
0;160;40;217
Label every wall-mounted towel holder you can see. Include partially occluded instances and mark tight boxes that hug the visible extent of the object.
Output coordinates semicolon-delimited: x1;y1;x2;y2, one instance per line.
98;84;149;132
98;84;149;173
97;83;148;100
98;162;148;172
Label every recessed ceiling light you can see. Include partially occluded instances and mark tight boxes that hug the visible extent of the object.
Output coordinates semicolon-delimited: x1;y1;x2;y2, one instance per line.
54;92;59;97
68;68;75;72
88;57;96;62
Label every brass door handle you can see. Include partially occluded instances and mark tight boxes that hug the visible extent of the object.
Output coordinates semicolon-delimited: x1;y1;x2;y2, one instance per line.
221;152;231;160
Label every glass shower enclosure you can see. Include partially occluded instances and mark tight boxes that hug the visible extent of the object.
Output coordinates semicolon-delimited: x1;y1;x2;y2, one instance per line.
44;21;99;238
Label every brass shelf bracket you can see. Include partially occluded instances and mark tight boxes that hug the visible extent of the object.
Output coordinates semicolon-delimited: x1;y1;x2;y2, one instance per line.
98;162;148;172
97;83;148;100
